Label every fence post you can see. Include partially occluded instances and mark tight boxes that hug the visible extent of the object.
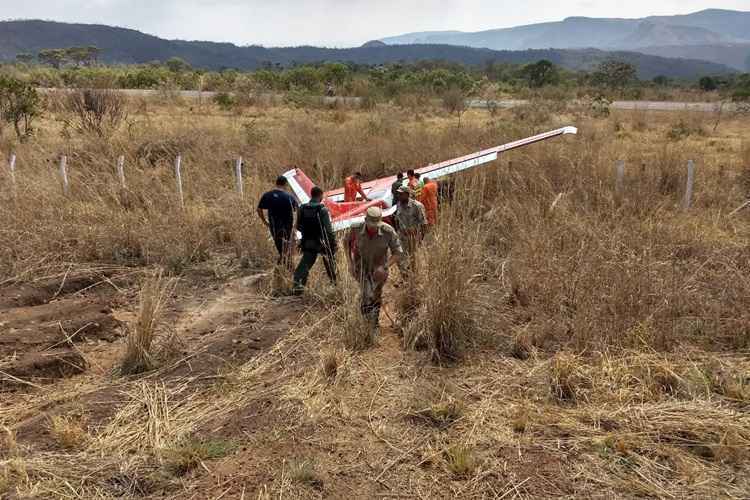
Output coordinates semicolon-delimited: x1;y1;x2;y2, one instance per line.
614;160;625;201
175;155;184;208
8;154;16;193
235;157;244;198
682;160;695;211
116;155;126;188
59;155;69;196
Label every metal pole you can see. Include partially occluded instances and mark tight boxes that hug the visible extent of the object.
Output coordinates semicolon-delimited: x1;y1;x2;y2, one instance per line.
116;155;126;188
683;160;695;211
235;157;244;198
59;155;69;196
175;155;184;208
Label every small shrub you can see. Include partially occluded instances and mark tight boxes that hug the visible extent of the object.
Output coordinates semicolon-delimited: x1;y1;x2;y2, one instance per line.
409;382;464;428
511;409;529;433
213;92;236;111
164;438;237;476
48;415;89;450
320;350;339;380
666;119;704;141
549;353;583;403
288;459;323;488
444;445;476;478
64;89;127;137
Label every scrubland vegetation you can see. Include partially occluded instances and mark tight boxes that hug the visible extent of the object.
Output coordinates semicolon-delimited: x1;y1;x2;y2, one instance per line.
0;88;749;498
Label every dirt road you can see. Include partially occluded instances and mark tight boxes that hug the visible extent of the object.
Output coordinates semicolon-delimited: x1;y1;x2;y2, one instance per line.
40;88;735;113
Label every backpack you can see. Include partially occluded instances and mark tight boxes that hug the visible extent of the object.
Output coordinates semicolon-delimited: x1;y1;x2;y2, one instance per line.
299;203;324;244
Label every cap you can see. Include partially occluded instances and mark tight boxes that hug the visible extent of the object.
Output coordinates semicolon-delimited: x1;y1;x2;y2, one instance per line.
364;206;383;227
396;185;411;194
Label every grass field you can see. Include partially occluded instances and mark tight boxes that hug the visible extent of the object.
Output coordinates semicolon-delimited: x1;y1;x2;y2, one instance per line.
1;95;749;499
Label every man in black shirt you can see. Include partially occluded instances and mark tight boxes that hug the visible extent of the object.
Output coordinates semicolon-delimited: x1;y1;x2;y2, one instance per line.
257;176;298;270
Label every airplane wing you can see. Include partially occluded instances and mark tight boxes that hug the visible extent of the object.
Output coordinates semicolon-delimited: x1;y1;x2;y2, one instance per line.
284;126;577;234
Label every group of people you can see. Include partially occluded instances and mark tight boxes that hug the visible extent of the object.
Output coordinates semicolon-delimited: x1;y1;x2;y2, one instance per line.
257;170;439;333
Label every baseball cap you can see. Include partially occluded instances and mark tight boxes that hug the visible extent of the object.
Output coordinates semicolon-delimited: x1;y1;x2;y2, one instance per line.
365;206;382;228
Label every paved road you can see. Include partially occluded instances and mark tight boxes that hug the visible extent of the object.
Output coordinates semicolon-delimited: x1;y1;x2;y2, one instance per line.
40;88;735;113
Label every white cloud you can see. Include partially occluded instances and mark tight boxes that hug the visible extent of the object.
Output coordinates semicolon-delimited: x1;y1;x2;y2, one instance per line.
0;0;747;46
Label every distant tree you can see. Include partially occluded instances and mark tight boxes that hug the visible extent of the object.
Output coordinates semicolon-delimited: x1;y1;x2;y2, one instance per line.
15;53;35;64
320;62;350;86
64;46;100;66
590;60;637;89
520;60;559;88
442;86;467;127
652;75;670;86
0;76;41;141
38;49;68;69
166;57;191;73
699;76;718;91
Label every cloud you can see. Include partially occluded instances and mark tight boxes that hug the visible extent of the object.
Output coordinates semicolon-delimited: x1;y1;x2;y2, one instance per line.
0;0;747;46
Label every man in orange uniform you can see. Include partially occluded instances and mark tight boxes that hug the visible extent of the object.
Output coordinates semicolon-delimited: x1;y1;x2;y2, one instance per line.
344;172;370;202
418;176;439;226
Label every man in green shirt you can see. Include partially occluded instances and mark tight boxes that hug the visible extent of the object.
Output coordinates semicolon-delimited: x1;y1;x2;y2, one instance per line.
393;185;427;275
346;206;404;330
293;186;337;294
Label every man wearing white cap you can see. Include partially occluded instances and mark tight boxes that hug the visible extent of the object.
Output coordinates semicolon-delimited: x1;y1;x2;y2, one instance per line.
346;206;404;332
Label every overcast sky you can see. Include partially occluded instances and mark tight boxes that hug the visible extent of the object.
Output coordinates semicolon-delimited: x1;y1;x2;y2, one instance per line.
2;0;748;47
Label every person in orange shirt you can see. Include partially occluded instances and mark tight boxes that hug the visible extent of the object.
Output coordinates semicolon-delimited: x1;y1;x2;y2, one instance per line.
419;176;439;226
344;172;370;203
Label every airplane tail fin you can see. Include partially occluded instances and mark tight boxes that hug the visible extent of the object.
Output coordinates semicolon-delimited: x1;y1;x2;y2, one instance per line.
282;168;314;204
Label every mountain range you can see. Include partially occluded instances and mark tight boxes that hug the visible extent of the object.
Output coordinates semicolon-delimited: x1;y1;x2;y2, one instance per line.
380;9;750;71
0;17;739;79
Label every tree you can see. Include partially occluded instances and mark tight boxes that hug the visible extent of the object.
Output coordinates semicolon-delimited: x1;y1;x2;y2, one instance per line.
38;49;68;69
442;86;467;127
0;77;41;141
15;53;35;64
520;60;559;88
166;57;191;73
590;60;637;89
653;75;670;87
699;76;718;92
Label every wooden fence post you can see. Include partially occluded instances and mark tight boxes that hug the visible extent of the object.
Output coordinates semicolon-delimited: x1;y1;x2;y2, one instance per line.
682;160;695;211
8;154;16;193
59;155;69;196
614;160;625;202
235;157;244;198
116;155;126;188
175;155;184;208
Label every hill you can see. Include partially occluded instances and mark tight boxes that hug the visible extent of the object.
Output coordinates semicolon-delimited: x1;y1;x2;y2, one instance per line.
380;9;750;67
0;20;736;79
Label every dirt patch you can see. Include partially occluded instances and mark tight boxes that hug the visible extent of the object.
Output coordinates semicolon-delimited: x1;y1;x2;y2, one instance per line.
1;349;87;390
0;275;111;309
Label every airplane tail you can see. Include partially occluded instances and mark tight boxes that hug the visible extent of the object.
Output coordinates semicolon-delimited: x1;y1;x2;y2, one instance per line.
282;168;314;204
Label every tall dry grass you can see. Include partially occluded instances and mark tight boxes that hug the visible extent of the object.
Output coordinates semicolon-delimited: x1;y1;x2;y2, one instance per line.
120;270;176;375
0;98;748;358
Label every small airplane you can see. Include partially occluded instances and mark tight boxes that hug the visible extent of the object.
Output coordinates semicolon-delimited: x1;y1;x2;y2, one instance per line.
283;126;577;232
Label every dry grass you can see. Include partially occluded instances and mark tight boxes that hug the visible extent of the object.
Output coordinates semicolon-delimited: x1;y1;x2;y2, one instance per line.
120;270;176;375
1;99;749;498
48;415;89;450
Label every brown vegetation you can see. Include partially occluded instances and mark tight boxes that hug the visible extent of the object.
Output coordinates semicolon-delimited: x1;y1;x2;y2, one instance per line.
0;94;749;498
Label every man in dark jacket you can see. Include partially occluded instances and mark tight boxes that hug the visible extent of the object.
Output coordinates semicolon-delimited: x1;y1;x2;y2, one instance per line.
293;186;337;293
257;176;298;270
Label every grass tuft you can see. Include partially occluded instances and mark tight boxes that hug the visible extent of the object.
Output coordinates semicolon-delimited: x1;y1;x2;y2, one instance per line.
163;438;237;477
120;270;176;375
48;415;89;450
444;445;476;478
